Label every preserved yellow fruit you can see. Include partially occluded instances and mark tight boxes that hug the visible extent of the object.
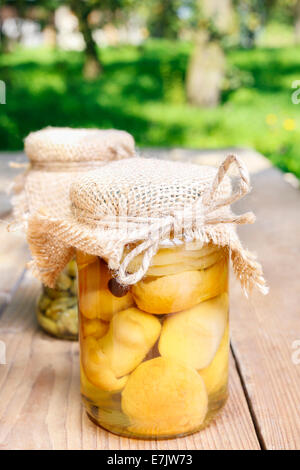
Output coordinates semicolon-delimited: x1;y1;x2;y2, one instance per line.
98;308;161;377
159;294;228;369
121;357;208;437
82;317;109;339
81;336;128;392
79;257;133;321
132;258;228;314
128;246;221;277
80;363;117;407
96;290;134;322
78;244;229;438
198;324;229;396
22;144;262;438
143;250;221;277
127;243;218;272
77;251;98;269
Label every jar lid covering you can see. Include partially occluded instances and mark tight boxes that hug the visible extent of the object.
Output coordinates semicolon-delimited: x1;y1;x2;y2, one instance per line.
25;127;135;163
71;157;232;220
11;127;136;224
27;154;268;296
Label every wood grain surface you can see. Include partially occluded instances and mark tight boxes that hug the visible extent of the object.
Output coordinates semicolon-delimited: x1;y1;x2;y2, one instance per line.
0;149;299;450
0;270;259;450
230;167;300;450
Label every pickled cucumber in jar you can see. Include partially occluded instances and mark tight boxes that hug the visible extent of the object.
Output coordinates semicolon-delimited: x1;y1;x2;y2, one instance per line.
37;260;78;340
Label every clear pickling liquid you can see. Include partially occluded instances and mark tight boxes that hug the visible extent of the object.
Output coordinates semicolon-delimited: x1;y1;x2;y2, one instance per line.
77;243;229;439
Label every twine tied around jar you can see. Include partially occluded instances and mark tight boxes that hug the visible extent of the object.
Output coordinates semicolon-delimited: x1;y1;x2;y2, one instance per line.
114;154;257;287
26;155;268;295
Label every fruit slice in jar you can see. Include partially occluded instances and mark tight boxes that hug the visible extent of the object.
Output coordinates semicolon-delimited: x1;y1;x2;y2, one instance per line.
198;324;229;396
80;362;118;407
77;250;98;270
81;317;109;339
78;257;133;321
132;258;228;314
159;294;228;369
82;336;128;392
97;290;133;322
98;307;161;377
126;243;218;274
121;357;208;437
145;249;221;277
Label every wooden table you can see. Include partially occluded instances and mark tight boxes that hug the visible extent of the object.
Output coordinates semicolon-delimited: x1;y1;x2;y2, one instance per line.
0;148;299;450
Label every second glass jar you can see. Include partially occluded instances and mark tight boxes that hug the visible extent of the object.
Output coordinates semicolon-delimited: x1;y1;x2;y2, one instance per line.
77;242;229;439
37;260;78;340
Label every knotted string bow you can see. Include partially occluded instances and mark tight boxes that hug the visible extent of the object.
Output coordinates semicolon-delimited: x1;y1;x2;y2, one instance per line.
25;153;267;294
114;154;255;285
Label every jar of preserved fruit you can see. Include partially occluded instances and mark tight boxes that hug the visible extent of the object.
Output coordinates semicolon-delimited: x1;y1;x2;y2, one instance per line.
27;155;267;437
12;127;135;340
77;243;229;437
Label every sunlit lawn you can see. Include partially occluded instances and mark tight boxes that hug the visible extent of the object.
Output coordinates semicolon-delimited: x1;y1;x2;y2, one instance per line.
1;39;300;178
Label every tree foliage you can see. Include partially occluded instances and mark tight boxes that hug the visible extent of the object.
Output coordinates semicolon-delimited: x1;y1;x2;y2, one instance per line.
234;0;266;48
145;0;182;39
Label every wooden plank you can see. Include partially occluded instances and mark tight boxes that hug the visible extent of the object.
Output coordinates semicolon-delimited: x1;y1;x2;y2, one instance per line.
230;166;300;450
0;219;29;307
0;271;260;450
172;149;300;449
102;364;260;451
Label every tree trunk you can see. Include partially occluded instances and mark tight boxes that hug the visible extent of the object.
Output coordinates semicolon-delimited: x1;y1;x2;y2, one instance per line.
70;2;102;79
79;16;102;80
202;0;234;34
295;0;300;44
150;0;178;39
186;0;230;108
186;31;225;108
44;25;57;48
44;13;57;49
0;19;7;53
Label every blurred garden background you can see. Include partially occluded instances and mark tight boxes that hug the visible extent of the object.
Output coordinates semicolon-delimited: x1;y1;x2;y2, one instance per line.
0;0;300;178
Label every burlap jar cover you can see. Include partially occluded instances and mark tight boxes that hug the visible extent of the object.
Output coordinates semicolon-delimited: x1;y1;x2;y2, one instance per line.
26;154;267;296
12;126;136;226
11;127;135;339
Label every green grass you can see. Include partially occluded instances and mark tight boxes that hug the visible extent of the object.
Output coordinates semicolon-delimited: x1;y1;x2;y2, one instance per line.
1;39;300;178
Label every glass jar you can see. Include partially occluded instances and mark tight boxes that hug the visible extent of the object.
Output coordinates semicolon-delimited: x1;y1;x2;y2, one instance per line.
37;260;78;340
15;127;136;341
77;242;229;439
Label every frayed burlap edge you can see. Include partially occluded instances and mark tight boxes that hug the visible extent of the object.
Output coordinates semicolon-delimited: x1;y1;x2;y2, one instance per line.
26;154;268;296
27;207;268;296
9;127;136;231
